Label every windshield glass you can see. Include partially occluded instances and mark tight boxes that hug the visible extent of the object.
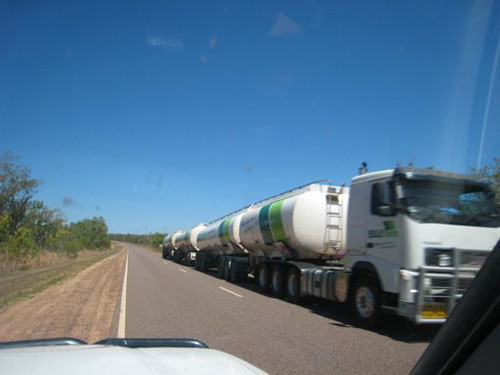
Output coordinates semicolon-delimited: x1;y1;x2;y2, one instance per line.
1;1;500;375
399;180;499;227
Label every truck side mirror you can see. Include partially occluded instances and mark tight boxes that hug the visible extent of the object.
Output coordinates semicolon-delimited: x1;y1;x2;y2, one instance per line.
376;205;395;216
371;182;397;216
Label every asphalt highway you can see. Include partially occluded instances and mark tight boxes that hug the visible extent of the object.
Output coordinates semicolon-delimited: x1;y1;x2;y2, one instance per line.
123;243;436;375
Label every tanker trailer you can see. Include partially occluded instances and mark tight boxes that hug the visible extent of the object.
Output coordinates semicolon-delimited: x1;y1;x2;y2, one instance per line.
172;231;188;263
247;184;347;289
162;234;171;259
174;223;207;265
168;230;185;262
215;183;348;286
195;210;249;274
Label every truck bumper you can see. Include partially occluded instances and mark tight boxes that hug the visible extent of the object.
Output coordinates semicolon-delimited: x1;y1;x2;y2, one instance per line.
398;250;485;324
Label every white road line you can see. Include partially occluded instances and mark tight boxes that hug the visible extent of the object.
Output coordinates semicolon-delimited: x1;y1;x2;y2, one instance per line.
117;249;129;338
178;268;187;273
163;261;168;264
219;286;243;298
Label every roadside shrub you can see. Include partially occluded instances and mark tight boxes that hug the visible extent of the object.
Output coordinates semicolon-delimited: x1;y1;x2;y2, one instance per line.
4;227;37;258
0;153;111;262
70;217;110;250
0;214;11;243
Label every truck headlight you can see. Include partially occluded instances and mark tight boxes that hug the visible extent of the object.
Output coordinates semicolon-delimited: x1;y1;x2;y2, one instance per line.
425;248;453;267
438;253;452;267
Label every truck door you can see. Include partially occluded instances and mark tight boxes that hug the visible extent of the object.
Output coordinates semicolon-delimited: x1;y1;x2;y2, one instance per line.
364;181;402;293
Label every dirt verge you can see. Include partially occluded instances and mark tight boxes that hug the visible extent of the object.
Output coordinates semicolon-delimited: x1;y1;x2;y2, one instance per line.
0;247;121;308
0;248;127;343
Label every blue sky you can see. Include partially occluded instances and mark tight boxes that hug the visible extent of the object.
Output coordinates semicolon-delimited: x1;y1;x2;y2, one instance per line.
1;0;499;234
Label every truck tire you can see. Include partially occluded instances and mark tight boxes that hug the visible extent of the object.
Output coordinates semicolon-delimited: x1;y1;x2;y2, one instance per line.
239;269;248;283
224;259;232;281
216;257;225;278
200;254;207;272
271;265;286;298
256;264;270;293
286;267;301;303
351;277;382;327
230;261;238;283
173;250;184;263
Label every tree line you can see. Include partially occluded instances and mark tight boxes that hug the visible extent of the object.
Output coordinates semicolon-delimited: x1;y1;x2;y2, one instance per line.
0;153;110;258
472;157;500;209
108;233;166;249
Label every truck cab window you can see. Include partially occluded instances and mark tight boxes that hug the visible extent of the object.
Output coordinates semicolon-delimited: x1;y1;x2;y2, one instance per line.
371;182;396;216
399;180;499;227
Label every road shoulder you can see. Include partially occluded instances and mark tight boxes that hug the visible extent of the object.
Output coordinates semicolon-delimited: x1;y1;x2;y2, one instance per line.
0;249;127;343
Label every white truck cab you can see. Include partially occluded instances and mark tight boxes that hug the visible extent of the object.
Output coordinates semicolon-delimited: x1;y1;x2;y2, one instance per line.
346;168;499;323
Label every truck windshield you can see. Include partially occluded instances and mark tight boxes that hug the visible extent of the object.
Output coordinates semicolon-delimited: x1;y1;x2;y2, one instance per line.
398;180;499;228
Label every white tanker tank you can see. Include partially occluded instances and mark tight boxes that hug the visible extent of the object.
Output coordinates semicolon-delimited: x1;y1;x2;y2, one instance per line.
162;234;172;259
184;223;208;252
163;230;184;258
197;212;248;255
239;184;349;259
175;231;189;250
171;231;184;250
163;230;183;250
162;234;172;249
171;224;208;264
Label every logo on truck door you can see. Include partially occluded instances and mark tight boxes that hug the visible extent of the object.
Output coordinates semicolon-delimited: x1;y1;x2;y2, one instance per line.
368;220;399;238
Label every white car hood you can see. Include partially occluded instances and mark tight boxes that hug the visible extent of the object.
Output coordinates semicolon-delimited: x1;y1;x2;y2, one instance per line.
0;345;268;375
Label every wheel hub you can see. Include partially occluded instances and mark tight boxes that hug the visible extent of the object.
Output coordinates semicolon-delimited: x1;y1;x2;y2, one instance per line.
356;286;374;318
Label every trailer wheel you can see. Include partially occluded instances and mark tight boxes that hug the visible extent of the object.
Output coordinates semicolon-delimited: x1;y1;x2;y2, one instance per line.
173;250;184;263
198;253;202;271
271;265;286;298
224;259;232;281
230;261;238;283
286;267;301;303
256;264;270;293
196;253;203;271
216;257;225;279
351;277;382;327
200;253;207;272
239;268;248;283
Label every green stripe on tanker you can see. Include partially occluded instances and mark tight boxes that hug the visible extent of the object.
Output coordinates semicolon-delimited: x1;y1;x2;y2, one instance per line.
223;219;231;243
218;218;231;244
269;199;287;242
258;204;274;246
259;199;287;246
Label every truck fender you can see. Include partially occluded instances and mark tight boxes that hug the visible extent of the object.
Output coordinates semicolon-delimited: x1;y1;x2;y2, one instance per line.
350;262;383;293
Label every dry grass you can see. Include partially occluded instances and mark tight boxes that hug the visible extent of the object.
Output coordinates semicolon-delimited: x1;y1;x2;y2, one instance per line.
115;241;161;253
0;243;123;309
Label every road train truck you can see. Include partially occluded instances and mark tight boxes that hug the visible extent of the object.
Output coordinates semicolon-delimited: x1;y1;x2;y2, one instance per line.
171;167;500;325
